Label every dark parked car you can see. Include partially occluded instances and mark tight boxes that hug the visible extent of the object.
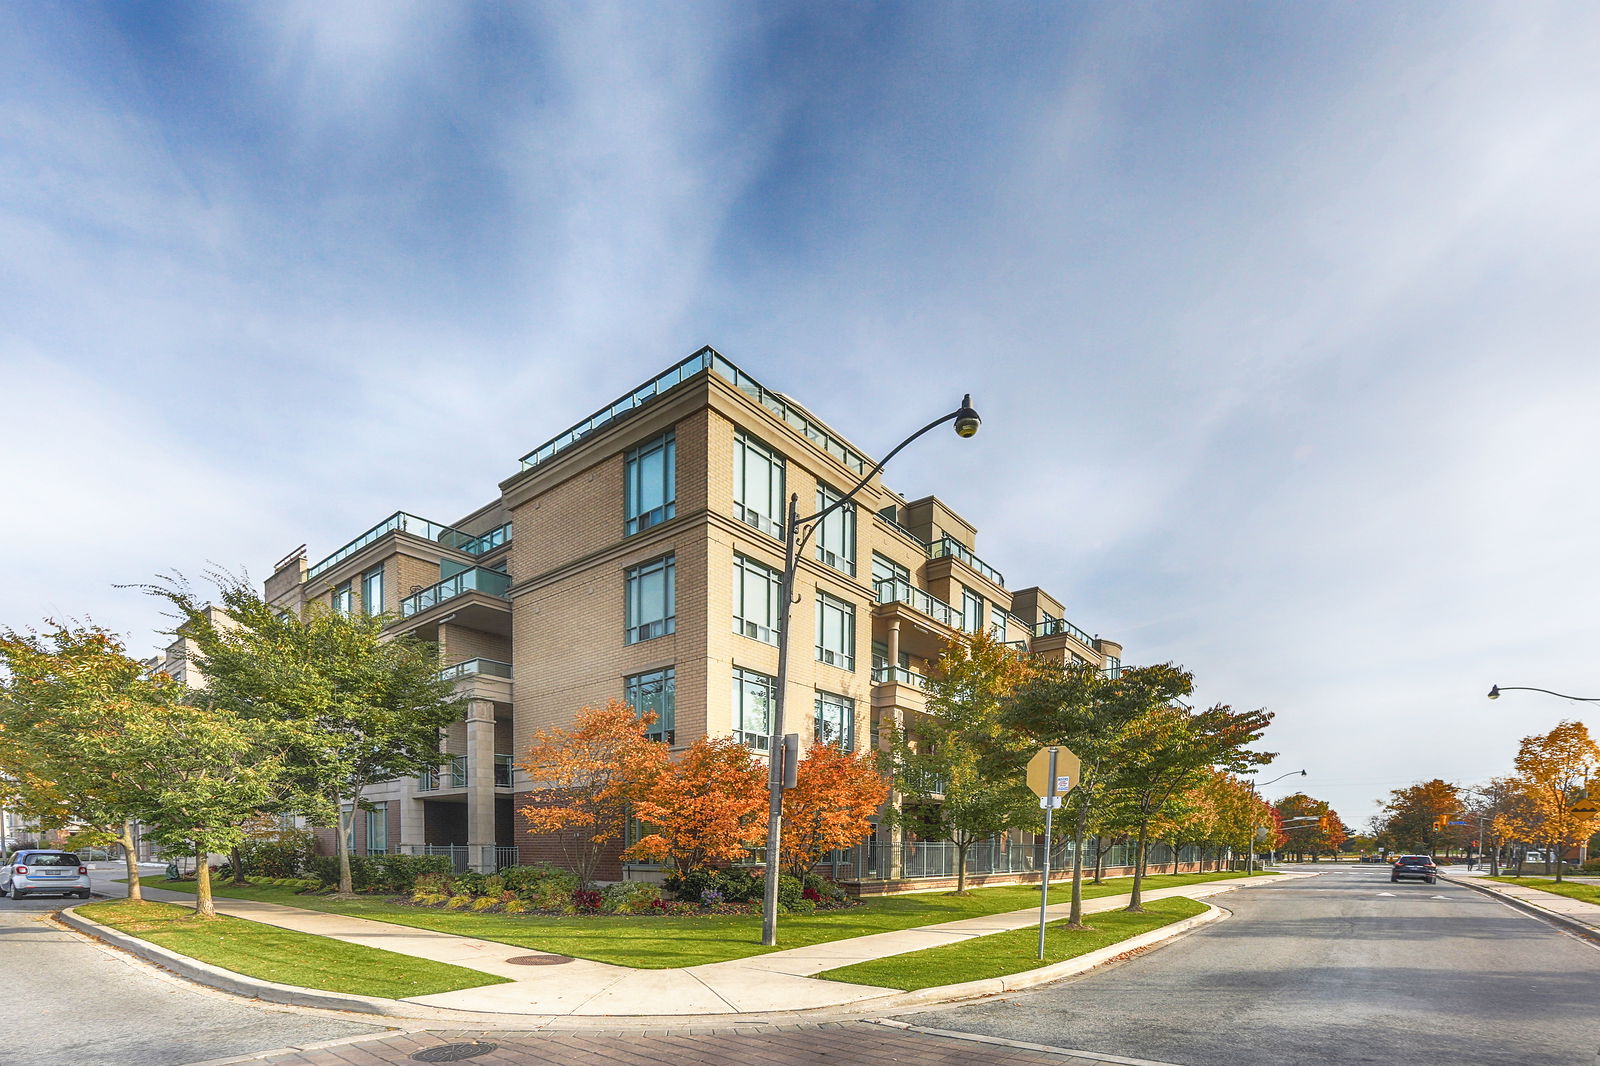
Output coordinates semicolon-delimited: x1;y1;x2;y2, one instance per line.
1391;854;1438;884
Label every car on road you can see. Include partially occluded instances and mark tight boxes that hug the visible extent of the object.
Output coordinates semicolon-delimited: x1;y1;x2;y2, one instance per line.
2;850;92;900
1391;854;1439;884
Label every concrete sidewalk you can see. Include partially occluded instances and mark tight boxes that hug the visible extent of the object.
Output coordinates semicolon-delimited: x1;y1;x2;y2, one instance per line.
1448;875;1600;937
101;873;1294;1017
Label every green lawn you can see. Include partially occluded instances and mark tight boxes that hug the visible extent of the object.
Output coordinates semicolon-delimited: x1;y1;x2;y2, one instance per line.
143;869;1271;969
818;896;1209;990
1488;877;1600;905
77;900;509;999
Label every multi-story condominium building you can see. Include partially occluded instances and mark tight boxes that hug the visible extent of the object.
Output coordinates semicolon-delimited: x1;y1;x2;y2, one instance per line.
259;349;1125;887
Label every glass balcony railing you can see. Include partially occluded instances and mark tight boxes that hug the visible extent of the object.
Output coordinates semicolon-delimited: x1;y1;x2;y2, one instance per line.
495;754;514;788
420;754;513;789
1033;616;1096;649
306;513;511;581
450;755;468;788
928;536;1006;588
518;348;871;475
874;508;929;549
417;768;439;791
872;665;930;689
437;658;513;682
875;579;964;630
401;567;511;617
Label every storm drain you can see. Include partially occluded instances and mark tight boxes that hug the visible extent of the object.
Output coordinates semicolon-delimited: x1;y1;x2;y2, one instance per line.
505;953;573;965
410;1042;499;1062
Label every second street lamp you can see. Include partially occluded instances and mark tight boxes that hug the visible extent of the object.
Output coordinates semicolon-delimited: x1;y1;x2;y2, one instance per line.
1487;685;1600;703
759;394;982;947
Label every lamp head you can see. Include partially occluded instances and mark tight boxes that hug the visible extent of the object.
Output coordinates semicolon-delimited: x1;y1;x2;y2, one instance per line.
1487;685;1500;700
953;394;981;439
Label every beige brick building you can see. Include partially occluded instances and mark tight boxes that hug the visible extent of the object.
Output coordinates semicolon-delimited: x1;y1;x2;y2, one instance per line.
261;349;1127;887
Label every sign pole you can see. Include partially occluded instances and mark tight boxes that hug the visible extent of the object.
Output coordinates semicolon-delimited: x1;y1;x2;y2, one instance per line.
1037;746;1058;960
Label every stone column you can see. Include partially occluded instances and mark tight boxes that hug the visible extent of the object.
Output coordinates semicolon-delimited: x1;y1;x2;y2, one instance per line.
885;618;901;676
466;699;497;872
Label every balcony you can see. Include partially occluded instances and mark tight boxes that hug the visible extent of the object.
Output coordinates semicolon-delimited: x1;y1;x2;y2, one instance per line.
1033;616;1096;649
874;508;928;550
872;665;930;689
306;514;511;582
437;658;513;682
928;536;1005;589
417;754;514;791
401;567;511;617
875;579;964;630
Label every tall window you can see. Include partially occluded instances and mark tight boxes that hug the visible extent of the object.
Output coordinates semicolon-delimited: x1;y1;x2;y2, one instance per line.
625;432;676;535
332;581;353;615
871;553;909;591
732;667;774;749
815;591;855;671
814;484;856;576
734;431;785;539
361;566;384;615
625;555;676;643
962;586;986;634
365;803;388;854
625;667;675;744
815;691;855;751
733;553;783;644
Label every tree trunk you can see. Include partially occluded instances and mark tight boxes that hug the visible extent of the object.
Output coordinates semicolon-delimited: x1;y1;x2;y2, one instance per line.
194;849;216;918
954;837;969;894
230;844;248;885
1068;797;1090;928
335;794;357;897
120;821;142;902
1553;841;1563;882
1126;822;1150;912
1093;836;1107;884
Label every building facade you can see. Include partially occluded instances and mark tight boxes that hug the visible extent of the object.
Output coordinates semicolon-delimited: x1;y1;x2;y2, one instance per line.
258;349;1127;885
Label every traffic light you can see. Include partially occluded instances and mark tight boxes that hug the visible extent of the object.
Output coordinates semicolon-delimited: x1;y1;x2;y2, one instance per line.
1433;814;1449;830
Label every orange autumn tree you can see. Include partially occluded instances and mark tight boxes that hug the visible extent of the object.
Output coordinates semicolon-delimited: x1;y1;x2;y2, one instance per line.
518;700;668;886
1511;719;1600;883
624;737;768;875
780;741;889;877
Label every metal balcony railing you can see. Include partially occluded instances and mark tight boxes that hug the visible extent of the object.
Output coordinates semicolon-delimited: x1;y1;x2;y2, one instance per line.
872;665;930;689
437;658;513;682
306;514;511;582
1033;616;1096;649
927;536;1006;588
401;567;511;617
875;579;964;630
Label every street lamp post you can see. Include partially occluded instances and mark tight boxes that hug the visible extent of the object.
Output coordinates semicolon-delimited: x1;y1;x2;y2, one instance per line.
1246;769;1306;875
759;394;982;947
1486;685;1600;703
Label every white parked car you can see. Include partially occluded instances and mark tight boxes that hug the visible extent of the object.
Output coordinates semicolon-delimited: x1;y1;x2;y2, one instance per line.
2;850;92;900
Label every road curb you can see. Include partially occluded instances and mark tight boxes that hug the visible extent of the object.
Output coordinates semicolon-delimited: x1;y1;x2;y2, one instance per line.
59;895;1232;1029
1440;876;1600;945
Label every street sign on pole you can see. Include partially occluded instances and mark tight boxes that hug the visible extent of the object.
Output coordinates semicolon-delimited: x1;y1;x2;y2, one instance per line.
1569;800;1600;815
1027;746;1080;798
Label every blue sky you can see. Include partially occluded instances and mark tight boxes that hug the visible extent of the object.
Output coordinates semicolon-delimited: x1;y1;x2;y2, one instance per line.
4;2;1598;825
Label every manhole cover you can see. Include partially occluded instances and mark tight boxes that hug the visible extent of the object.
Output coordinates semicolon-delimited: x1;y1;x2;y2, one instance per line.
505;953;573;965
410;1042;499;1062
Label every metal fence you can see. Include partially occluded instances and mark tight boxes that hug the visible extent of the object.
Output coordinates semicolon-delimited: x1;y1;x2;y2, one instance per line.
396;844;520;873
809;838;1222;883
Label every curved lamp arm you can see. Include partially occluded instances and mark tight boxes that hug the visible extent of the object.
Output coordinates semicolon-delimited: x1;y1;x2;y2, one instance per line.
1487;685;1600;703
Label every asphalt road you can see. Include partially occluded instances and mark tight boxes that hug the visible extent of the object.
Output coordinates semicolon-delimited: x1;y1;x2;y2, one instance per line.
0;869;385;1066
907;864;1600;1066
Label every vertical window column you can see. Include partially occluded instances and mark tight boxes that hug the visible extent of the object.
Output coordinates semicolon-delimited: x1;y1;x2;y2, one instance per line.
815;591;856;671
732;667;775;750
625;432;676;535
625;555;676;643
733;553;783;644
332;581;353;615
815;691;855;751
734;431;785;539
962;586;985;634
625;667;676;744
361;566;384;615
814;484;856;576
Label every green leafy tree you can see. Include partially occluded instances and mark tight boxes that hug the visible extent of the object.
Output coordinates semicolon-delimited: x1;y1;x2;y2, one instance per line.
147;574;466;897
0;622;283;916
886;632;1037;894
1003;661;1195;927
1103;699;1275;911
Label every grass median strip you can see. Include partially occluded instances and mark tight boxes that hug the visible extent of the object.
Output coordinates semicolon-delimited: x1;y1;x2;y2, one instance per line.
77;900;510;999
1488;877;1600;905
142;870;1268;969
816;896;1209;991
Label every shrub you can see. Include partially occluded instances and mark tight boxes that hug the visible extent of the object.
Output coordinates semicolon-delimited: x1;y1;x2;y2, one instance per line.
415;871;454;896
453;870;489;898
775;874;804;909
1580;858;1600;874
573;889;602;914
307;854;384;892
664;869;723;903
601;882;663;915
502;899;529;915
214;863;234;881
444;895;473;909
374;854;454;894
501;863;579;898
532;884;574;912
241;831;317;878
482;875;506;898
722;867;762;903
782;898;817;915
411;892;448;906
700;887;725;908
470;896;500;912
801;871;847;902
